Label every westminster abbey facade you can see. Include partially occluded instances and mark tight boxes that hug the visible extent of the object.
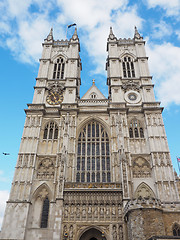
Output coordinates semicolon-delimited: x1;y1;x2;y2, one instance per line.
0;27;180;240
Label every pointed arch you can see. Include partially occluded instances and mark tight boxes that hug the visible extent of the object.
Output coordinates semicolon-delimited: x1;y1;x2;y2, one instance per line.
134;182;155;198
172;223;180;236
51;53;67;80
77;116;110;138
28;183;52;228
51;53;68;63
119;52;136;60
31;183;53;202
78;226;108;240
120;53;136;78
129;118;144;139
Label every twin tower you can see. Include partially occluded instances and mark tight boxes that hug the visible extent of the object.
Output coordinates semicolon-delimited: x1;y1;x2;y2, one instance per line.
1;27;180;240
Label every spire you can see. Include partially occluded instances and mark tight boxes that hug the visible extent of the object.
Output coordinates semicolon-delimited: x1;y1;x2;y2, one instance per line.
134;26;143;40
71;27;78;41
108;27;116;41
45;28;54;42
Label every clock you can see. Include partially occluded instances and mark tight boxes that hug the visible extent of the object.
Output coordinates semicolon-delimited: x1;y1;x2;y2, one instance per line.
128;93;137;101
46;90;63;105
124;90;141;104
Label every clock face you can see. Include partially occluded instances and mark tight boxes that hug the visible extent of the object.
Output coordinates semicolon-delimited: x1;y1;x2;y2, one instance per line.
128;93;137;101
46;90;63;105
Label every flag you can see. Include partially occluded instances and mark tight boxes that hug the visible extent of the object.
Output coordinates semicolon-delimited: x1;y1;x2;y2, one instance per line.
68;23;76;28
177;157;180;162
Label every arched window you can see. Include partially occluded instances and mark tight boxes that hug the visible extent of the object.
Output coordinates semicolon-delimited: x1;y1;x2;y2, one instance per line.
173;223;180;236
129;128;133;138
43;122;58;140
53;57;65;79
76;121;111;182
40;197;49;228
122;56;135;78
129;119;144;139
140;128;144;138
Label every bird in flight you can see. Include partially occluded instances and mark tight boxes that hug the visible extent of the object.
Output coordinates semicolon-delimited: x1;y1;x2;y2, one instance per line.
2;152;10;155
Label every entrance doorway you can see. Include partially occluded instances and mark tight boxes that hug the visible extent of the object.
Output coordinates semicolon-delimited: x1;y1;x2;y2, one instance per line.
79;228;106;240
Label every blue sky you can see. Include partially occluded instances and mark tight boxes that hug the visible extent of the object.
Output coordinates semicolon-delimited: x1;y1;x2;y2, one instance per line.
0;0;180;227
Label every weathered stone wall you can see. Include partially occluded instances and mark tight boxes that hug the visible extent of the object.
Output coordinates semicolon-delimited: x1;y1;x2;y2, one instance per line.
127;209;165;240
163;212;180;236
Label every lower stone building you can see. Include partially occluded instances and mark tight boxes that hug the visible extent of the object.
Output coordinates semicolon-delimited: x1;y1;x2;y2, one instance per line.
0;27;180;240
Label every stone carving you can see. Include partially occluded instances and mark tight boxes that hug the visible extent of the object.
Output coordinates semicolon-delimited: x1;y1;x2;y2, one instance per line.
37;158;55;179
119;225;123;240
135;182;155;198
38;188;48;200
23;155;29;167
48;81;65;92
64;205;68;218
18;155;23;167
82;205;86;217
122;80;140;92
64;182;121;189
113;225;117;240
69;225;73;239
63;191;123;221
132;157;151;178
76;204;80;218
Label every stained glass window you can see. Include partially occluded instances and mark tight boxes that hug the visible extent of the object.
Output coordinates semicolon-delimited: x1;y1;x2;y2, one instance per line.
43;122;58;140
129;119;144;139
76;121;111;182
122;56;135;78
53;57;65;79
40;197;49;228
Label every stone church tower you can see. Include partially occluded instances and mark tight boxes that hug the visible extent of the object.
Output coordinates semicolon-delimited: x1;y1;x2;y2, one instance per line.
1;27;180;240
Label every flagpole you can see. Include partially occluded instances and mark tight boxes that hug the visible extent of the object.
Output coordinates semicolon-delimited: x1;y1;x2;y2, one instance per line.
176;156;180;175
65;25;68;40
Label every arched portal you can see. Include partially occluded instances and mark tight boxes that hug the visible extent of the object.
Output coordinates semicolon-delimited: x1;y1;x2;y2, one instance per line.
79;228;106;240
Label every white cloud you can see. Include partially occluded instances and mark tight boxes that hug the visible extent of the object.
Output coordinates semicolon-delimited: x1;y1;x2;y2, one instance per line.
176;30;180;40
146;0;180;16
0;0;143;69
147;42;180;106
0;191;9;230
151;20;173;39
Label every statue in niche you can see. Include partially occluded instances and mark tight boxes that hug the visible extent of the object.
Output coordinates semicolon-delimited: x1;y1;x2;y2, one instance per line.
94;205;98;217
82;205;86;217
64;205;68;218
69;225;73;239
106;205;110;216
59;176;63;193
70;205;74;218
88;204;92;214
76;204;80;217
100;205;104;216
119;225;123;240
112;205;116;215
118;204;121;215
113;225;117;240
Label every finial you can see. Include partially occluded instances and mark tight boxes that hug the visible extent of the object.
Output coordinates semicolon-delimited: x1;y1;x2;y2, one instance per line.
71;27;78;41
134;26;143;40
50;27;53;36
108;26;116;41
110;26;113;35
46;27;53;42
92;79;95;85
